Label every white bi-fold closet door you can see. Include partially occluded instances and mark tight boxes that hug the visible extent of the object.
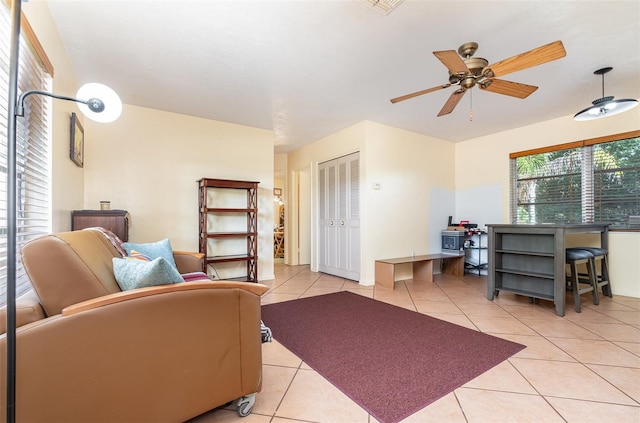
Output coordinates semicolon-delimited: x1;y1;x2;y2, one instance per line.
318;152;360;281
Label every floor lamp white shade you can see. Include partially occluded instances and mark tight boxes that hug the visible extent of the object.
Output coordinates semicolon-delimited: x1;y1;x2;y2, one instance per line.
76;83;122;123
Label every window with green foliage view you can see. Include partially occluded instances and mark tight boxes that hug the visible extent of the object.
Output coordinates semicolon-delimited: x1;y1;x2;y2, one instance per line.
512;135;640;228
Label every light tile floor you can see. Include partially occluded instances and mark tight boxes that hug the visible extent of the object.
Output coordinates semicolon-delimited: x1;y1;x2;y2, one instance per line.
191;264;640;423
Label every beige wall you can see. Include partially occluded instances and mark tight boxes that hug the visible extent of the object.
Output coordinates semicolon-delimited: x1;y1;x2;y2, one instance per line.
23;1;84;232
22;1;640;295
83;105;275;281
287;121;456;284
24;2;276;281
454;108;640;297
287;121;366;268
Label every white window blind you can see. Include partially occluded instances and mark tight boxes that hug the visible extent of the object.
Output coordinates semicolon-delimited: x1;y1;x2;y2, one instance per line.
511;134;640;228
1;2;52;306
592;137;640;226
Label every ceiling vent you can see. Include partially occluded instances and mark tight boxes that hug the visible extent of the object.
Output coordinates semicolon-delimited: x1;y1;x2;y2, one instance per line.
362;0;404;15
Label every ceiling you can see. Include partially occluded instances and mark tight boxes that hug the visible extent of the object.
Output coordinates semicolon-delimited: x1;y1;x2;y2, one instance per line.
45;0;640;154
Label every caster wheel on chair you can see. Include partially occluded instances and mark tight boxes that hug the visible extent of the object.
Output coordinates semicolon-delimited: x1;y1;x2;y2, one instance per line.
237;394;255;417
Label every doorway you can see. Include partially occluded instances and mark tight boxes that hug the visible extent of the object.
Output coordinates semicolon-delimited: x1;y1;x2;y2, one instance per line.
273;187;284;261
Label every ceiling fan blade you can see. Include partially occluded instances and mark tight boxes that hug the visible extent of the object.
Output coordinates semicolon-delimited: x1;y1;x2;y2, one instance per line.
433;50;470;75
479;79;538;99
483;40;566;78
437;89;466;117
390;84;451;104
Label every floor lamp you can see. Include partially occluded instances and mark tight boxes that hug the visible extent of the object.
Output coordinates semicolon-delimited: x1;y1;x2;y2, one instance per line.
5;1;121;421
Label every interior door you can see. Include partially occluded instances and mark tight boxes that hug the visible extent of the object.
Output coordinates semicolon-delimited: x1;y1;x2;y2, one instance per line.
318;152;360;280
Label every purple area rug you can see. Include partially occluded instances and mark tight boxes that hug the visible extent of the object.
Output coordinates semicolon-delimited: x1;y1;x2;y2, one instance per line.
261;291;525;423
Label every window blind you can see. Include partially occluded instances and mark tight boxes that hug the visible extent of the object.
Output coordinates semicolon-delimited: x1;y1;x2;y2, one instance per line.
1;2;52;306
512;133;640;227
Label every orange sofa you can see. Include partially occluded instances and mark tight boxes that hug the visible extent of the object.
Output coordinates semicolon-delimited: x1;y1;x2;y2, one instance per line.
0;228;268;422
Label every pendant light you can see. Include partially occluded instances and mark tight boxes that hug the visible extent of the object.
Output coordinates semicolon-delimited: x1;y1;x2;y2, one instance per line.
574;67;638;121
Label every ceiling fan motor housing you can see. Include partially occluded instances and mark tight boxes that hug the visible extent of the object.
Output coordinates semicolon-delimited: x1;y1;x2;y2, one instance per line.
448;42;488;88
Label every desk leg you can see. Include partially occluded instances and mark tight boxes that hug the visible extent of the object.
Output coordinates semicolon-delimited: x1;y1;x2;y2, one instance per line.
375;262;395;289
413;260;433;282
554;228;566;317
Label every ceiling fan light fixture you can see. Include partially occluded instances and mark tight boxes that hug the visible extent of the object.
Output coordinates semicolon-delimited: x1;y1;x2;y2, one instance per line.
574;67;639;121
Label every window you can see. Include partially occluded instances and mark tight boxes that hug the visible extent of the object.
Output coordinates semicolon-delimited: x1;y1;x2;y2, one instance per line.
511;131;640;228
1;2;53;306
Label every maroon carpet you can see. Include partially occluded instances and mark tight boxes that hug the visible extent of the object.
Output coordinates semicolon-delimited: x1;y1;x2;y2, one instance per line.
261;291;525;423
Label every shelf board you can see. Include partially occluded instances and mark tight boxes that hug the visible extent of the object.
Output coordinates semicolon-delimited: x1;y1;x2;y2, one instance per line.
206;254;256;263
495;249;554;257
495;286;554;300
465;261;488;267
205;232;257;238
496;268;554;279
205;208;257;213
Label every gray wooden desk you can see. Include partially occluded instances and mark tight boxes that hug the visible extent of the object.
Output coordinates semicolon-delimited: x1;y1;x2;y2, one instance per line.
486;223;609;317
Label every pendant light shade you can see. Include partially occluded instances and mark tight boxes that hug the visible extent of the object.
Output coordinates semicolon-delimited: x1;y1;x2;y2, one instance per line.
574;67;638;121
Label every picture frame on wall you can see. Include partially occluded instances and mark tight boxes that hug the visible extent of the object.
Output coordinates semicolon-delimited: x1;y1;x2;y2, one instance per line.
70;112;84;168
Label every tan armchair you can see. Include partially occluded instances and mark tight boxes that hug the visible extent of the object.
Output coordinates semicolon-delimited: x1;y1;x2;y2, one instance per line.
0;228;268;422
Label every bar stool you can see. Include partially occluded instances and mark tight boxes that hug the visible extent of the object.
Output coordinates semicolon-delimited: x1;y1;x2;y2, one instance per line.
565;248;599;313
574;247;612;298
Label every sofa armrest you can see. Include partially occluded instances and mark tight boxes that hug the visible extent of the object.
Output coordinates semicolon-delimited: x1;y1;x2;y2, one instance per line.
62;281;269;316
0;290;45;334
4;281;268;422
173;250;205;273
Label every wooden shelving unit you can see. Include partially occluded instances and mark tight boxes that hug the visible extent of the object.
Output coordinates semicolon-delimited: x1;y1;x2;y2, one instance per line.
198;178;259;282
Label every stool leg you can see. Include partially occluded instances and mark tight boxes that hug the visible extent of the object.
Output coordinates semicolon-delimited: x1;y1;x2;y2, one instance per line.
570;262;582;313
588;258;599;306
601;255;612;297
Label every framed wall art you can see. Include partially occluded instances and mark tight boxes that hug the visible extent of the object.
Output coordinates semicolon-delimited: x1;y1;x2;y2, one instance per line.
70;112;84;168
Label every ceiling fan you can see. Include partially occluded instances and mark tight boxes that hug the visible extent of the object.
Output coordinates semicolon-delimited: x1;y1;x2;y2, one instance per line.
390;40;566;117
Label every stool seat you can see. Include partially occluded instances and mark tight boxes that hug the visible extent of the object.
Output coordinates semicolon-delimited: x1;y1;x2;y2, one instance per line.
577;247;608;256
566;248;594;262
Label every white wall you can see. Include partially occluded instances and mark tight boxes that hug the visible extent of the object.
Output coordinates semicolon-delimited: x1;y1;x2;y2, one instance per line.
83;104;275;281
454;108;640;297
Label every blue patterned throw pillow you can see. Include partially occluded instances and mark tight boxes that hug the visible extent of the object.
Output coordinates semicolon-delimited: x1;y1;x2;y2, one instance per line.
112;257;184;291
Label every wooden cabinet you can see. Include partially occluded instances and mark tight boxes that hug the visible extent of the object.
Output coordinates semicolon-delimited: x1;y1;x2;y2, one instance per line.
198;178;259;282
71;210;129;241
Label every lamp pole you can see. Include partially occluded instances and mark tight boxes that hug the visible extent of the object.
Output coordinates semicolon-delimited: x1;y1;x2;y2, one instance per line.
6;0;23;421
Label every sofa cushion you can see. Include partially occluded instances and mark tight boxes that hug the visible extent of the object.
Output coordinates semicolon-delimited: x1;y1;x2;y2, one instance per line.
113;257;184;291
122;238;177;269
